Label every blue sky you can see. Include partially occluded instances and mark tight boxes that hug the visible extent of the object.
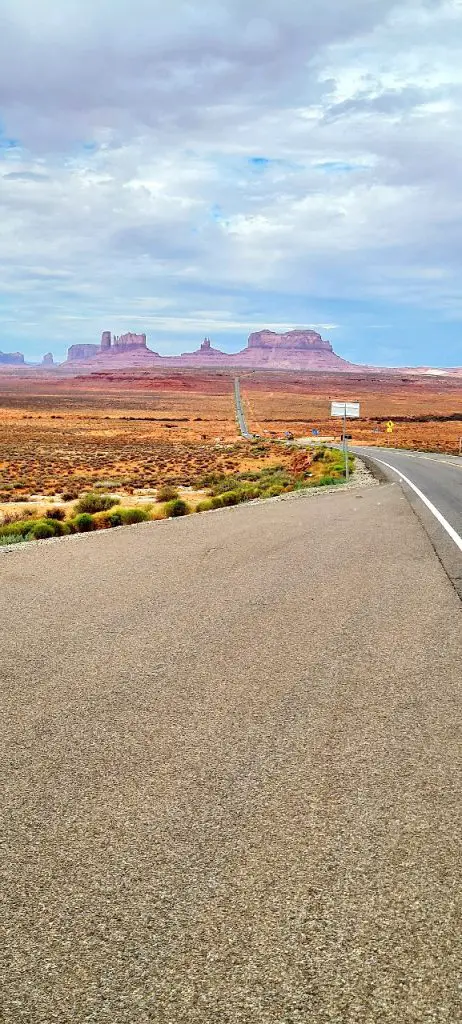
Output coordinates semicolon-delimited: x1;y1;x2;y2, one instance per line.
1;0;462;368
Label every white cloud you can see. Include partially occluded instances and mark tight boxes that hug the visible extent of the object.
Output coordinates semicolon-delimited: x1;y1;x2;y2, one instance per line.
0;0;462;361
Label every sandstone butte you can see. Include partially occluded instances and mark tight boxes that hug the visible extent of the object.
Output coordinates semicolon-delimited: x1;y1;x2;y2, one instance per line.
63;329;462;375
56;329;357;372
0;329;461;375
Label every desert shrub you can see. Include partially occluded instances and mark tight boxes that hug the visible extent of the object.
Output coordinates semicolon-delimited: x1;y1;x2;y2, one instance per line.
209;491;240;509
27;519;56;540
71;513;95;532
61;491;78;502
156;484;179;502
119;507;150;525
218;490;240;506
0;520;33;539
45;507;66;521
195;498;214;512
164;498;190;518
195;471;221;488
92;510;116;529
1;508;36;526
261;463;286;474
48;520;70;536
209;476;240;496
312;447;327;462
107;510;123;527
75;492;120;515
261;484;286;498
238;484;261;501
315;475;339;487
237;470;261;482
0;533;27;546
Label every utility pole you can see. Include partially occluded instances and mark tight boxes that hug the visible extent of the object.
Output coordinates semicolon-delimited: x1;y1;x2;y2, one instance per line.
343;408;349;481
331;401;359;478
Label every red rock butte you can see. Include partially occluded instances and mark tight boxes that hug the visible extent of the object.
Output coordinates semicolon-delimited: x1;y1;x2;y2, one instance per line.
65;328;357;372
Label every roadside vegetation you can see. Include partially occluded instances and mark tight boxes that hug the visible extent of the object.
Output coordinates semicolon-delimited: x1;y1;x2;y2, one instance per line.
194;445;353;511
0;446;354;546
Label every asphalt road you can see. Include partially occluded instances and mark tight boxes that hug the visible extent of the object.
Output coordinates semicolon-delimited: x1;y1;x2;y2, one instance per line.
234;377;253;439
352;446;462;595
1;483;461;1023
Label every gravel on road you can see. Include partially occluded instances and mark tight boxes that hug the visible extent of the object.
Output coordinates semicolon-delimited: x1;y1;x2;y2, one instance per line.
0;483;461;1023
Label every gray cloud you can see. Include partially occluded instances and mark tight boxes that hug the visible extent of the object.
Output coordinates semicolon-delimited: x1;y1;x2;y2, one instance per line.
1;0;462;361
0;0;401;149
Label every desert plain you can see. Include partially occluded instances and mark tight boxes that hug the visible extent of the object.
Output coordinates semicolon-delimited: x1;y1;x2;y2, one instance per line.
0;366;461;517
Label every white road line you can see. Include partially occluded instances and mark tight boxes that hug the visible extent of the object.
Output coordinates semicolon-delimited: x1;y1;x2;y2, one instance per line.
372;457;462;553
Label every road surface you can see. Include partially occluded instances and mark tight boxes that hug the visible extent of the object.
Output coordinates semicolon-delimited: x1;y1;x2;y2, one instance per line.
234;376;253;439
1;483;461;1022
353;446;462;596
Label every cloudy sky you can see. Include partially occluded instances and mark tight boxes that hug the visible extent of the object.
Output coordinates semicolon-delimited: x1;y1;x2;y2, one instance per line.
1;0;462;366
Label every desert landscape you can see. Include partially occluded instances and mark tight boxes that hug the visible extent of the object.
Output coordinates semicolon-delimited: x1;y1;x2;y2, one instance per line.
0;366;460;522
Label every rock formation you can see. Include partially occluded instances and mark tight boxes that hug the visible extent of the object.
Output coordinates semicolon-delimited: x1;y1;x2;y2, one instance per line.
247;329;333;352
0;350;25;365
68;332;150;362
180;337;227;359
113;332;147;352
65;327;356;371
67;344;101;361
42;352;54;366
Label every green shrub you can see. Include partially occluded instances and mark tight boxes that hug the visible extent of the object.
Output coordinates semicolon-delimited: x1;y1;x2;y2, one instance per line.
92;510;116;529
75;492;120;514
0;520;32;539
27;520;56;540
237;470;261;482
315;475;339;487
195;498;214;512
71;513;95;532
0;533;27;546
261;484;286;497
218;490;240;506
156;484;179;502
49;520;70;536
108;510;123;527
164;498;190;518
238;484;260;501
23;517;70;539
119;507;150;524
210;476;240;496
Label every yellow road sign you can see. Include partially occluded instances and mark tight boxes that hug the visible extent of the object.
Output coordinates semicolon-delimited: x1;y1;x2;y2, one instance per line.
386;420;394;433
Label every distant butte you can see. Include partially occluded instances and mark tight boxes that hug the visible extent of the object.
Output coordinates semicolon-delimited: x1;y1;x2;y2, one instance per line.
0;350;25;365
64;328;357;372
1;330;460;375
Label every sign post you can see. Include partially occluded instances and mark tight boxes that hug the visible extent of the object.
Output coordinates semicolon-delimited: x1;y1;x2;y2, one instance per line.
330;401;360;480
386;420;394;447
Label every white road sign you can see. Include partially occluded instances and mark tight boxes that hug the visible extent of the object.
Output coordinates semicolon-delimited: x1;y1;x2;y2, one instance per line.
331;401;360;419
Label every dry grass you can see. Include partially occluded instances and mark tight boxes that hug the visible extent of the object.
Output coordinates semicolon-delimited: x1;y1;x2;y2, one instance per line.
1;367;460;521
239;371;462;453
